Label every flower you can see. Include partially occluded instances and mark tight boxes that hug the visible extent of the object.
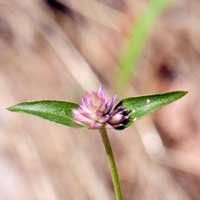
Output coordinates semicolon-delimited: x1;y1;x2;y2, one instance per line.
108;102;131;130
73;86;130;129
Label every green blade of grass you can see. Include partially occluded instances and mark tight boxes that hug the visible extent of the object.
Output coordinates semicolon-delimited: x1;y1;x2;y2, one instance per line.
117;0;170;92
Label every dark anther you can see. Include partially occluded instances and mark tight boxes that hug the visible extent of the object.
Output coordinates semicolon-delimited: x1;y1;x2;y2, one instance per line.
114;125;125;130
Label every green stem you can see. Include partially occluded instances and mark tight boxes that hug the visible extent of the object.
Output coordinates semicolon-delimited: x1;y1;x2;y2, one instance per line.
99;127;123;200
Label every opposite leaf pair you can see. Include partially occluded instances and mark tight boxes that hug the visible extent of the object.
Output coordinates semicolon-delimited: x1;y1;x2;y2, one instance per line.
8;86;187;131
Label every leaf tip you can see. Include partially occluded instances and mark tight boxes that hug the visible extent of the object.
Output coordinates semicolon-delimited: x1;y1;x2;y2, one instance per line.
7;103;25;112
176;90;188;98
183;91;188;95
7;105;15;112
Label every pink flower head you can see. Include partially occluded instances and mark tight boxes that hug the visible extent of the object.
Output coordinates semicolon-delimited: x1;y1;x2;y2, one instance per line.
73;86;130;129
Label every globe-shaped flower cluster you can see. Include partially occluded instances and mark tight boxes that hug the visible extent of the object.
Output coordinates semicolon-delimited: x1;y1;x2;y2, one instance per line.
73;86;130;129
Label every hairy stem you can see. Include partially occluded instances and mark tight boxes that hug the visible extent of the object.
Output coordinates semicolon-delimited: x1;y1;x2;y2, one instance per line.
99;127;123;200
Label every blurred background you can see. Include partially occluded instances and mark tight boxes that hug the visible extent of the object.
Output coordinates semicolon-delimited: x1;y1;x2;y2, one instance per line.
0;0;199;199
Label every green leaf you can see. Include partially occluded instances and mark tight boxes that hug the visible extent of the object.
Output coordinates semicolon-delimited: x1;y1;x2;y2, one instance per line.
8;101;84;128
119;91;187;129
